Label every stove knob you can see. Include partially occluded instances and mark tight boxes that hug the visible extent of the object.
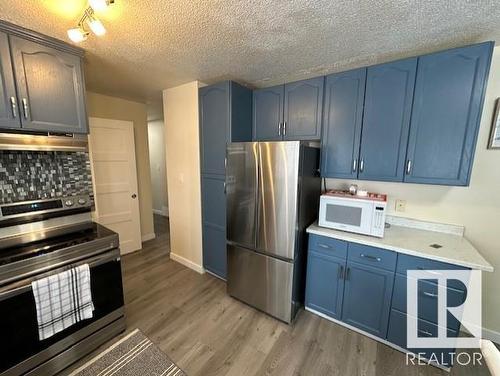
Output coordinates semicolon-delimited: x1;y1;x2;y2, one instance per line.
65;200;74;207
78;198;87;205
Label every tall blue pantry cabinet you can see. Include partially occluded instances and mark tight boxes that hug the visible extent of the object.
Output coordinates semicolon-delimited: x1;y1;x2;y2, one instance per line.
199;81;252;279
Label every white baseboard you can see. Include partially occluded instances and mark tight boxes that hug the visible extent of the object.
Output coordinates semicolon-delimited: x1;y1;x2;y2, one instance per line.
483;327;500;345
141;233;156;242
170;252;205;274
153;207;169;217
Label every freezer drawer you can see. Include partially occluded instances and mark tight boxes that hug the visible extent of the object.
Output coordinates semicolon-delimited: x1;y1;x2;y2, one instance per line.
227;244;294;323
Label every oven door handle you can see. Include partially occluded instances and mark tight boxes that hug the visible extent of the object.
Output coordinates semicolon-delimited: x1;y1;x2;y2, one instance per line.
0;249;120;301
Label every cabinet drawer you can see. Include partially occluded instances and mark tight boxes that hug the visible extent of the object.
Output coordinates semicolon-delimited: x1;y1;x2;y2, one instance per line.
391;274;464;331
347;243;397;271
308;234;347;259
387;309;457;366
396;254;469;290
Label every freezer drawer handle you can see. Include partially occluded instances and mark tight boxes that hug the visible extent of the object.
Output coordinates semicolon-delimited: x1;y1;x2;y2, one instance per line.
418;329;434;337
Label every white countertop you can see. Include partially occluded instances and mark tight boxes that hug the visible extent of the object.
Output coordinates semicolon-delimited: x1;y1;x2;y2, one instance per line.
307;221;493;272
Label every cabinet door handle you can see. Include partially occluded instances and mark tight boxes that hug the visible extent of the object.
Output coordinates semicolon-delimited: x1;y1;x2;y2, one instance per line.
10;97;17;118
223;182;226;194
352;159;357;172
418;329;434;337
360;254;381;262
22;98;29;120
338;265;344;280
283;121;287;136
278;122;282;136
359;159;364;173
345;267;350;281
406;160;412;175
422;291;438;299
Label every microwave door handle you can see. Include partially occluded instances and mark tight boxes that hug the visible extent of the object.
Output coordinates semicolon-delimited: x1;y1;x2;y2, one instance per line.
0;251;119;302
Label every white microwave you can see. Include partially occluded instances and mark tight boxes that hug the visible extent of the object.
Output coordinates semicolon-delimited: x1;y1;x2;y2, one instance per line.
318;190;387;238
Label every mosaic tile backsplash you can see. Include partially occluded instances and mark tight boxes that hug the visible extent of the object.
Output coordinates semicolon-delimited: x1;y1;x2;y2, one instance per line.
0;151;93;204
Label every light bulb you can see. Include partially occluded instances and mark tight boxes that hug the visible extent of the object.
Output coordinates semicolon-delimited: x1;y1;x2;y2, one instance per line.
89;0;110;11
87;16;106;36
67;27;88;43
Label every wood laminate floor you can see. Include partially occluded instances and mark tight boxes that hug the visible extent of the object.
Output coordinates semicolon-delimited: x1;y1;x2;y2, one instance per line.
65;231;491;376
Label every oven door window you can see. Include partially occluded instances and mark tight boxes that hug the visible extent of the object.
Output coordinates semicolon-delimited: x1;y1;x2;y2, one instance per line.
0;258;124;374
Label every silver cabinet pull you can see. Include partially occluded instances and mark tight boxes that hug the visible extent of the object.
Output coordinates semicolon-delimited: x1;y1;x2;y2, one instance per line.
422;291;438;299
359;159;364;173
10;97;17;118
283;121;287;136
406;160;412;174
418;329;434;337
278;122;282;136
352;159;357;172
22;98;29;120
360;254;381;262
345;267;350;281
318;243;330;249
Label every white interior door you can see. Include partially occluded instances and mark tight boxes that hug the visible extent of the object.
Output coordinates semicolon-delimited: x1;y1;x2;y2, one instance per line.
88;117;142;255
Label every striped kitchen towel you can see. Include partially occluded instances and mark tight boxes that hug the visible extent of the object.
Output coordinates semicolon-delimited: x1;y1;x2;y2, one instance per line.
32;264;94;340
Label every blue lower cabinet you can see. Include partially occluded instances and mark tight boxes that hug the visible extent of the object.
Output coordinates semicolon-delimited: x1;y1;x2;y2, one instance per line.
341;261;394;338
305;250;345;319
202;224;227;279
391;274;465;331
387;309;458;366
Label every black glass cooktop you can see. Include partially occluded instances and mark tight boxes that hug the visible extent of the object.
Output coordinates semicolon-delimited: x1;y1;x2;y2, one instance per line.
0;223;116;266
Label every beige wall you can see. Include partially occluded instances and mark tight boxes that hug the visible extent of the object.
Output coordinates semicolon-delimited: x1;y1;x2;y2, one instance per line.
162;82;204;271
86;91;155;240
148;119;168;215
327;46;500;337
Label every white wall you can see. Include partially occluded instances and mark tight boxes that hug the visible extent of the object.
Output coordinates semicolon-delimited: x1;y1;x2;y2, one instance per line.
162;81;204;273
327;46;500;340
148;119;168;216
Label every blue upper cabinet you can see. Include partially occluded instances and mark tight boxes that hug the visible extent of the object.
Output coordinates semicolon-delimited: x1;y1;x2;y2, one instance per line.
283;77;324;140
405;42;493;186
358;58;417;182
199;82;229;175
321;68;366;179
253;85;284;141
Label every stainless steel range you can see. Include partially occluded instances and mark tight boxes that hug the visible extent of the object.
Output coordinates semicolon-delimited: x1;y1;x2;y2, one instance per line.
0;194;125;376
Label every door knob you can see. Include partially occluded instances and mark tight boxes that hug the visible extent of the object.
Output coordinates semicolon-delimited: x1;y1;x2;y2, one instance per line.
131;194;137;199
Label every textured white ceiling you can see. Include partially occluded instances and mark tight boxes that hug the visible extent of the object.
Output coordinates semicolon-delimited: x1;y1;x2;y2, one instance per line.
1;0;500;104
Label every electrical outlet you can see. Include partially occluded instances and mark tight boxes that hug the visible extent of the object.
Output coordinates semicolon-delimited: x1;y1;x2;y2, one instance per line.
395;199;406;212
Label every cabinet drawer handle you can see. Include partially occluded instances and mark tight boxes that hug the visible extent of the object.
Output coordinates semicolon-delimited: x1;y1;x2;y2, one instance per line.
418;329;434;337
352;159;357;172
360;254;381;262
406;160;412;175
317;243;331;249
422;291;438;299
22;98;29;120
10;97;17;118
338;265;344;280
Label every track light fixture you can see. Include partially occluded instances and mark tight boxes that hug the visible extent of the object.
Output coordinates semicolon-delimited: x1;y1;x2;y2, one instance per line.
67;1;114;43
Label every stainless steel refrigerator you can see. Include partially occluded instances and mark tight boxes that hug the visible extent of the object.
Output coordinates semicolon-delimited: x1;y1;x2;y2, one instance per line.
226;141;320;323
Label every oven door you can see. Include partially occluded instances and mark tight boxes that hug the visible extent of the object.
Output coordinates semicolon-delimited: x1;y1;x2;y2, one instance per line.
319;197;374;235
0;249;125;375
